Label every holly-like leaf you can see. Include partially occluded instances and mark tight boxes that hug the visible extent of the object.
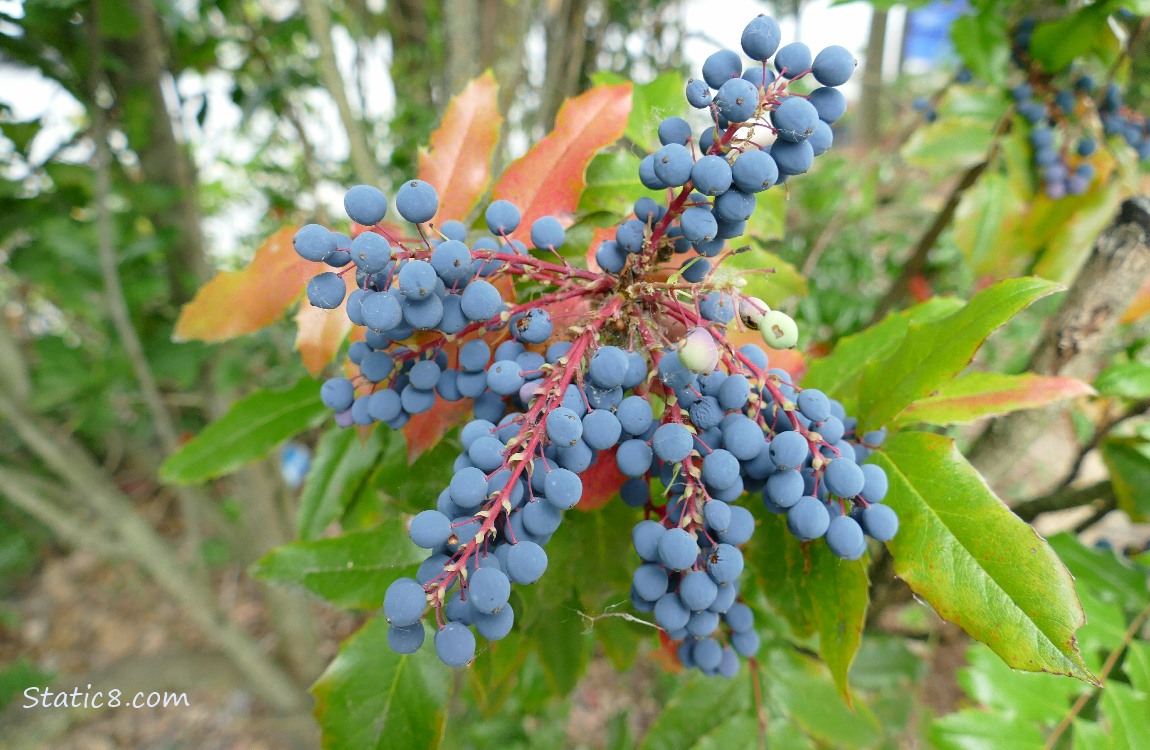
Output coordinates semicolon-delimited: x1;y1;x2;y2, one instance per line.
929;709;1046;750
160;378;328;484
763;649;884;749
492;82;632;235
574;446;629;511
294;270;357;377
402;398;472;465
1101;436;1150;521
953;172;1029;275
872;431;1096;684
957;644;1084;725
578;151;647;217
895;372;1094;427
1100;682;1150;750
312;617;449;750
593;70;680;153
802;297;965;409
1030;4;1114;75
857;277;1061;430
748;513;867;703
417;70;502;223
1046;533;1149;610
297;426;387;540
1095;361;1150;400
1032;181;1124;284
638;669;752;750
174;227;318;342
901;118;997;171
253;520;424;609
950;12;1010;87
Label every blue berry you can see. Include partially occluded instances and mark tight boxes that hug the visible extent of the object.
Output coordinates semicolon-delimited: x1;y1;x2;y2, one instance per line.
294;224;336;262
485;200;521;235
812;45;856;87
344;185;388;225
741;15;782;61
396;179;439;224
702;49;742;89
530;215;566;250
715;78;760;123
774;42;812;79
306;272;346;309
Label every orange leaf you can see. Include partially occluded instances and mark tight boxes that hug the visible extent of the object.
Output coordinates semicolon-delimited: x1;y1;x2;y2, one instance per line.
574;447;628;511
418;71;503;223
1122;276;1150;324
403;400;472;464
174;227;320;342
295;271;357;377
493;83;632;235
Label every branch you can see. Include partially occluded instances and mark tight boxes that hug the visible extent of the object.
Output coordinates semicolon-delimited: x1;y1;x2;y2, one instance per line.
299;0;382;186
1012;480;1116;523
869;159;989;323
86;1;208;575
0;389;307;713
0;465;122;559
968;197;1150;489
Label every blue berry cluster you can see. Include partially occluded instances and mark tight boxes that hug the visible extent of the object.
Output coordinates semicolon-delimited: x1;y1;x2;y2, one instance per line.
290;14;897;675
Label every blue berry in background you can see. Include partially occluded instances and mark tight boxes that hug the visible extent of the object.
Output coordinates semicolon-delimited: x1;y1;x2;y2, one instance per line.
530;215;566;250
306;272;346;309
714;78;760;123
774;42;812;79
702;48;742;89
811;45;856;86
741;14;782;61
396;179;439;224
343;184;389;225
321;378;355;411
293;223;336;262
485;199;521;235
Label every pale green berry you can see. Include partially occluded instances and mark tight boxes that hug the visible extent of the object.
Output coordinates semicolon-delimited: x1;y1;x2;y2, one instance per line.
739;296;769;330
678;326;719;373
760;310;798;349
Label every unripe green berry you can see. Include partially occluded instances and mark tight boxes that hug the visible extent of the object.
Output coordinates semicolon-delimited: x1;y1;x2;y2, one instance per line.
760;310;798;349
679;326;720;373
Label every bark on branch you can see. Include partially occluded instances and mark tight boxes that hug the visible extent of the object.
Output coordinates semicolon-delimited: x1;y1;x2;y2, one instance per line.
967;197;1150;490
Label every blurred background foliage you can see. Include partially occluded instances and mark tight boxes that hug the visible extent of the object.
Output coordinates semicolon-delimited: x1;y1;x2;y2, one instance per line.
0;0;1148;747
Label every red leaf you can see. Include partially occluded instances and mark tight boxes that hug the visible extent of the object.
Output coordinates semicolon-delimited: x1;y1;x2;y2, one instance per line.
403;400;473;464
174;227;319;342
295;271;357;377
895;372;1096;427
574;447;628;511
493;83;632;235
418;71;503;223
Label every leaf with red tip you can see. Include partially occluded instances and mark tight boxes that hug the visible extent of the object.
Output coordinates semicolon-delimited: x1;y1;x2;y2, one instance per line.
418;71;503;223
895;372;1095;427
295;271;357;377
174;227;319;342
493;83;632;235
574;446;629;511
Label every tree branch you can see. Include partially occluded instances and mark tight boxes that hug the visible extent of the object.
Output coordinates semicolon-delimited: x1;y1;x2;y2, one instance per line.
1012;480;1117;523
0;465;122;559
967;197;1150;489
299;0;382;186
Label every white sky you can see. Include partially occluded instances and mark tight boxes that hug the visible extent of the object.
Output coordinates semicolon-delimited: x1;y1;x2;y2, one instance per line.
0;0;905;260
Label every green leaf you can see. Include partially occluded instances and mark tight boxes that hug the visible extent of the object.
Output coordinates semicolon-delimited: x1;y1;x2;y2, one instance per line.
928;708;1046;750
592;71;681;153
953;172;1029;275
531;590;592;698
958;644;1083;725
1101;437;1150;521
873;432;1096;684
763;649;883;749
1033;181;1124;284
297;427;386;540
1095;362;1150;400
746;513;868;702
1030;4;1114;75
858;277;1062;430
578;151;647;217
0;658;54;712
689;715;760;750
725;246;806;308
639;668;752;750
252;521;424;609
743;187;786;243
895;372;1094;427
1125;642;1150;694
312;617;449;750
1046;534;1149;610
950;12;1011;86
803;297;965;411
1073;718;1113;750
901;117;997;171
1100;682;1150;750
160;378;327;484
